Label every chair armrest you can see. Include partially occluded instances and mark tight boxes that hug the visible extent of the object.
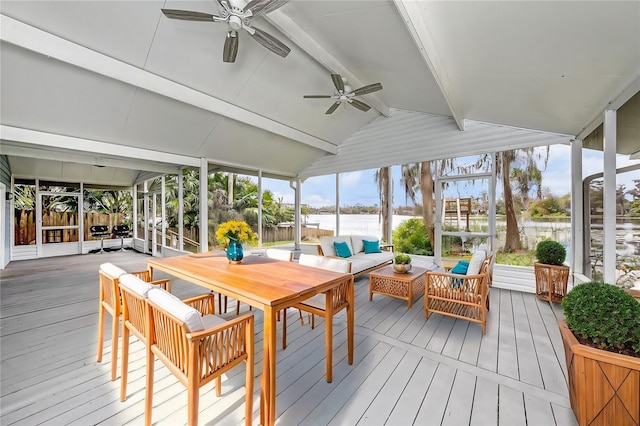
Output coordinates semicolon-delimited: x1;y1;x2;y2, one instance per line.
317;244;325;256
380;244;394;252
182;293;217;315
187;313;254;339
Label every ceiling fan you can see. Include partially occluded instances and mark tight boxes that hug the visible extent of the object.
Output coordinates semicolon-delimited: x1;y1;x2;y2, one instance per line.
304;73;383;114
161;0;291;63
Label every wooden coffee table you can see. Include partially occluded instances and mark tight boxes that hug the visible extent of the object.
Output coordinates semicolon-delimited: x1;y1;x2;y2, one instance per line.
369;265;427;308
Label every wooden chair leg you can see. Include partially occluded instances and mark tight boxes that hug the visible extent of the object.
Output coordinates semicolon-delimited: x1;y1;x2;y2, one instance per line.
110;311;119;381
144;348;154;426
120;324;130;401
97;304;105;362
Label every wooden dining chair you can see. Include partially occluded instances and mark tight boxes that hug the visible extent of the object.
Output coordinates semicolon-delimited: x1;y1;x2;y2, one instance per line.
97;263;170;381
284;253;353;382
119;276;219;402
144;288;254;426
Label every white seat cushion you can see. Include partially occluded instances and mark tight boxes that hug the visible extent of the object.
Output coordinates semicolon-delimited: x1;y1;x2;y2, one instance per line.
100;263;127;278
148;288;204;332
300;294;326;310
299;253;351;273
467;250;487;275
201;314;227;329
119;273;154;298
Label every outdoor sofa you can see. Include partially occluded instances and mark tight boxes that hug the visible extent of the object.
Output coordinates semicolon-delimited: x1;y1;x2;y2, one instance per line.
317;235;394;278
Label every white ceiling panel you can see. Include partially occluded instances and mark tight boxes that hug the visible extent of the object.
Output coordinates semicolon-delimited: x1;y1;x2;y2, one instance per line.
1;0;638;187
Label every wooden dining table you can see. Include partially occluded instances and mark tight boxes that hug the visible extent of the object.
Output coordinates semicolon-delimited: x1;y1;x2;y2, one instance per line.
147;252;354;426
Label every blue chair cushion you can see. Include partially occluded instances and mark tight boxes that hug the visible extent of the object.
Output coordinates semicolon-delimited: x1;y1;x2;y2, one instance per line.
333;241;353;258
363;239;382;254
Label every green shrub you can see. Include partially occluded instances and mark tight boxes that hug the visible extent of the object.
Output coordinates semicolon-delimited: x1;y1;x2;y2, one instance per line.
562;282;640;357
535;240;566;265
392;218;432;255
394;253;411;264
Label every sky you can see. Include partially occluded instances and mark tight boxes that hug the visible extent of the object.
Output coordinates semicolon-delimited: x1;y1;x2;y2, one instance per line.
258;145;639;208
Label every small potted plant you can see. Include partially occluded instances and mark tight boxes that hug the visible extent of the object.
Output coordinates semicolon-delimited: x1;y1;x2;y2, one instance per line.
534;239;569;303
559;281;640;425
393;253;412;273
215;220;257;264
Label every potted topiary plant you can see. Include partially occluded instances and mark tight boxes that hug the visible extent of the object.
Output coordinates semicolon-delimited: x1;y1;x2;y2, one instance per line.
534;239;569;303
393;253;412;273
559;281;640;426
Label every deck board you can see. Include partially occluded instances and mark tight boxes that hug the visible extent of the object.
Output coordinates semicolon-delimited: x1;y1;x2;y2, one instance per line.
0;251;577;425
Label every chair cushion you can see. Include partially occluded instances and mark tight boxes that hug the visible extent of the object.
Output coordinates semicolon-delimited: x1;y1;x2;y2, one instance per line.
350;235;379;254
148;288;204;332
467;250;486;275
334;241;353;258
363;239;382;254
100;263;127;278
451;261;469;275
119;273;154;298
201;314;227;329
300;294;326;310
319;236;353;257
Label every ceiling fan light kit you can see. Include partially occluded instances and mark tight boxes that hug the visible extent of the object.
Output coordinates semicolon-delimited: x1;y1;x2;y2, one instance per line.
161;0;291;63
304;73;383;114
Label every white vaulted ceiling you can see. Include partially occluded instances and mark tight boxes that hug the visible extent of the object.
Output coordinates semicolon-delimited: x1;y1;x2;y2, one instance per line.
1;1;639;185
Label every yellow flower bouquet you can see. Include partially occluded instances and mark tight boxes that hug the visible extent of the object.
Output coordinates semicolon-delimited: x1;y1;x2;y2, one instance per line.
215;220;257;246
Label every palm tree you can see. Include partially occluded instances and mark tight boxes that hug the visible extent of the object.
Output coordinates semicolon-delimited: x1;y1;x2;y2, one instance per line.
374;167;391;242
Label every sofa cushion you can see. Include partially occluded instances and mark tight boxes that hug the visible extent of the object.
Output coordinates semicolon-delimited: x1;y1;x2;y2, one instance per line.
363;239;382;254
451;261;470;275
148;288;204;332
467;250;486;275
334;241;353;258
320;236;353;257
350;235;379;254
348;256;377;275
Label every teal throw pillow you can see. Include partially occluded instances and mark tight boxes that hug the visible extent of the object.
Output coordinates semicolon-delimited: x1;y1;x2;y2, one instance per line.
334;241;352;258
451;261;469;275
363;239;382;254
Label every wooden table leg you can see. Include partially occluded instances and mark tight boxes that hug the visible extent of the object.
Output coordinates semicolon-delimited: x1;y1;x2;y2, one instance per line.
347;278;354;365
261;306;277;426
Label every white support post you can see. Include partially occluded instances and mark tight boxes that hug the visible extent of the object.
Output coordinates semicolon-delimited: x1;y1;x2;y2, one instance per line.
603;110;617;284
143;181;149;255
258;170;263;247
434;177;442;264
161;175;166;251
489;153;497;251
570;139;584;276
178;170;184;251
199;158;208;253
335;173;340;235
387;167;394;243
132;184;138;240
293;179;301;255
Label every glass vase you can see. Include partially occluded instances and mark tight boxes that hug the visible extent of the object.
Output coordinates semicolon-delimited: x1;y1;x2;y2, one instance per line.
226;240;244;264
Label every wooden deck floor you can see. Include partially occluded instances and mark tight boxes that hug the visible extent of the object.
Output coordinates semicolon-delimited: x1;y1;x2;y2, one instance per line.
0;250;578;425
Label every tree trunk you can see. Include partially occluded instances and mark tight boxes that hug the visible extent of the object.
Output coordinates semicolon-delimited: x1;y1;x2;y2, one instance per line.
501;153;521;252
420;161;435;247
379;167;390;242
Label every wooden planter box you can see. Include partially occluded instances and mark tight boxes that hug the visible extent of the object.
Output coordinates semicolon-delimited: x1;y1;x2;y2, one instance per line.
559;321;640;426
534;263;569;303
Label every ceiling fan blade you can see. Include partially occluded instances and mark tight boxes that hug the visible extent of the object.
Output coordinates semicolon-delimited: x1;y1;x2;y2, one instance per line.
303;95;332;99
326;102;341;115
250;27;291;58
261;0;290;15
331;74;345;92
161;9;216;21
352;82;383;96
349;98;371;112
244;0;288;17
223;31;239;63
